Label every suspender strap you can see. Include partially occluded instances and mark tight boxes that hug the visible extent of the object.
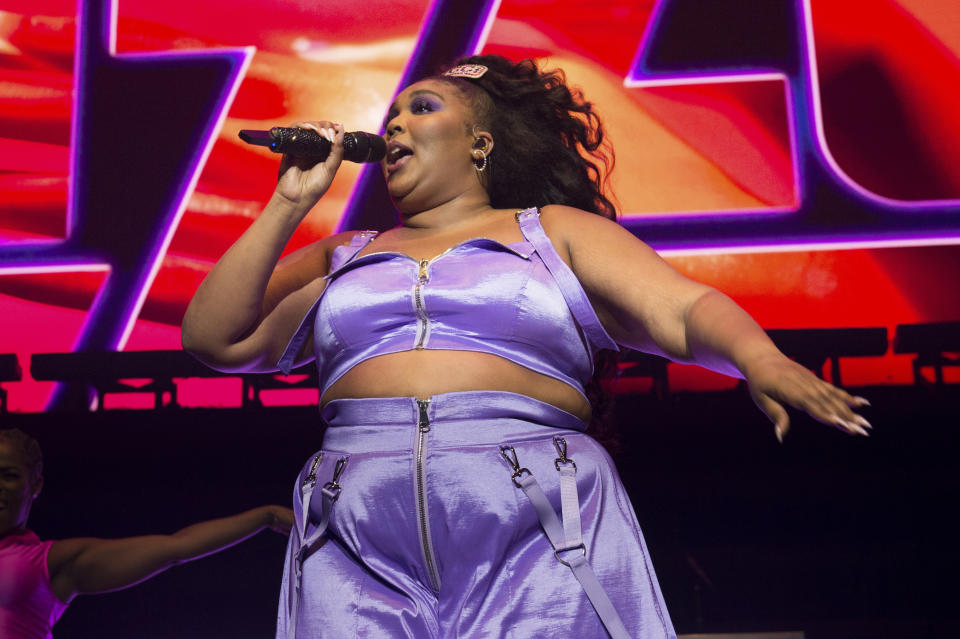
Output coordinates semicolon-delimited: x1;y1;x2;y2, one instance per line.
287;456;347;639
502;441;631;639
277;231;377;374
554;436;582;548
558;465;582;548
515;472;632;639
515;209;618;357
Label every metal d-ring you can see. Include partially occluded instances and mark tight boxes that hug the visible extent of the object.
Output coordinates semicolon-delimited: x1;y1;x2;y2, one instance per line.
554;543;587;567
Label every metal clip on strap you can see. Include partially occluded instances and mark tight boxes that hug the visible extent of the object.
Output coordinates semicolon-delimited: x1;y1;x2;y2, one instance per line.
500;445;532;488
287;456;348;639
502;445;631;639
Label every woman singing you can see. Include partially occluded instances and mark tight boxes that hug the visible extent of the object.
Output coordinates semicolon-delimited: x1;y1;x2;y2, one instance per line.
181;54;870;639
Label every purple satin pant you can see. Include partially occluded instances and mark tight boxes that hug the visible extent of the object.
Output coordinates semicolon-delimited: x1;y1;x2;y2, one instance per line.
276;391;676;638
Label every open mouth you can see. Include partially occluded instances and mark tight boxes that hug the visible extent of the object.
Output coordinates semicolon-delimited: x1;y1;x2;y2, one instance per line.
385;142;413;173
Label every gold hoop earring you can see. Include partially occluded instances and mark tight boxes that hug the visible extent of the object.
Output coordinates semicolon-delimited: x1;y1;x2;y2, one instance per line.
472;149;488;172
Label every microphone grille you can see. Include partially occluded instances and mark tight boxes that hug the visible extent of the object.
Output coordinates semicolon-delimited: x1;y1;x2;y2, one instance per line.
344;132;387;163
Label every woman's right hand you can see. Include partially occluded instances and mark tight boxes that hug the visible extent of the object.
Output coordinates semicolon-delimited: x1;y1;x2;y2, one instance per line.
274;121;345;208
181;120;344;371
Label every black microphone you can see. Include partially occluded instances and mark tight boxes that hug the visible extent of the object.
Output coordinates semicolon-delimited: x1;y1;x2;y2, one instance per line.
238;127;386;163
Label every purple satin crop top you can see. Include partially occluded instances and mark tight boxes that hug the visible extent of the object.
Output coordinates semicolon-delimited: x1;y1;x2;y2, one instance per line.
278;208;619;399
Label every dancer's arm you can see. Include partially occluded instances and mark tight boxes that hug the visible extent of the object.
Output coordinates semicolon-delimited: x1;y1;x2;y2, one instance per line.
545;205;870;441
47;505;294;603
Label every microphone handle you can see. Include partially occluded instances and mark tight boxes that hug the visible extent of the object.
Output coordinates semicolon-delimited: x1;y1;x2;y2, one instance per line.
238;127;385;163
267;126;331;158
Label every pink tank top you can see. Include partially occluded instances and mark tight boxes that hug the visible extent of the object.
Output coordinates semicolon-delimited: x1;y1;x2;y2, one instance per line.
0;531;68;639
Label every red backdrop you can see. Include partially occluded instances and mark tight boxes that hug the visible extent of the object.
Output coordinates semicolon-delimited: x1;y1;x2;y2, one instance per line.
2;0;959;411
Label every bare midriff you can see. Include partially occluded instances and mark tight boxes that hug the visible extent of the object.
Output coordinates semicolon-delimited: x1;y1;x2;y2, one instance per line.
320;350;592;423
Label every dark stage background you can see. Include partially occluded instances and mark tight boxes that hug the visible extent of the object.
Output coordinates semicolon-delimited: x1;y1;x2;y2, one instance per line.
7;383;958;639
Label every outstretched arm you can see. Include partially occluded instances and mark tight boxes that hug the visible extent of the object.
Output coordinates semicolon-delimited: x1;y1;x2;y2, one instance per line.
47;505;294;603
547;205;870;441
680;287;870;441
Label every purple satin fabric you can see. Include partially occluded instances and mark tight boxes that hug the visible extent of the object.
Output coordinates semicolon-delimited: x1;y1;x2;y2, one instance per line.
276;391;676;639
277;209;619;400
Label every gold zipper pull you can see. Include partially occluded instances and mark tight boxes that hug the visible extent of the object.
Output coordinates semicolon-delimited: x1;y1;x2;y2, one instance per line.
418;258;429;283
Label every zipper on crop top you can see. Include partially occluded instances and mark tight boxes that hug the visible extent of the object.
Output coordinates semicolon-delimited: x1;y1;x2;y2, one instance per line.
415;398;441;590
413;258;430;350
349;241;525;350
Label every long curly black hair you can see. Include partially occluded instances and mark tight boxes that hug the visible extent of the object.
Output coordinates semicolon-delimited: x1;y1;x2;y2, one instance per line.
435;54;622;451
436;54;617;220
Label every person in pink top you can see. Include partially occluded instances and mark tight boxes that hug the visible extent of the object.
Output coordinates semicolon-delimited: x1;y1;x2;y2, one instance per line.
0;428;294;639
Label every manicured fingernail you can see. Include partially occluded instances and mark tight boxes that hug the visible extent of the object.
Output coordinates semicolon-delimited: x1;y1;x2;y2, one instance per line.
854;415;873;430
841;420;869;436
855;396;871;406
775;426;784;443
325;128;334;142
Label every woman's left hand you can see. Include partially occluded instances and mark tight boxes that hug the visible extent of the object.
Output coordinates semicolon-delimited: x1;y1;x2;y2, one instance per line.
744;354;871;442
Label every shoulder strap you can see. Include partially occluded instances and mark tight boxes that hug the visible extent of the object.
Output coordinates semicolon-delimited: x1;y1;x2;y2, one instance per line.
328;230;378;274
277;231;378;374
516;209;618;357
